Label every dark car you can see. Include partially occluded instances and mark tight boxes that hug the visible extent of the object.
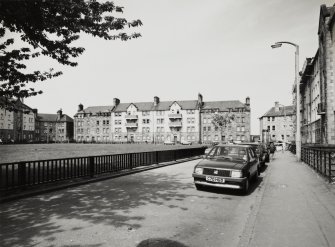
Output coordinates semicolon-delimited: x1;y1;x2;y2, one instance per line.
242;142;269;166
192;144;259;194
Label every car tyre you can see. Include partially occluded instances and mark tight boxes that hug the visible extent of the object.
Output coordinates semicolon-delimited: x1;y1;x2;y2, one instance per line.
243;178;249;195
195;184;203;190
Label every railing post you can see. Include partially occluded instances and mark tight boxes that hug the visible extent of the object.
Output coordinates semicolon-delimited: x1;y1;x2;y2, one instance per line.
130;153;133;169
89;156;95;177
329;152;332;183
18;162;26;187
156;151;159;164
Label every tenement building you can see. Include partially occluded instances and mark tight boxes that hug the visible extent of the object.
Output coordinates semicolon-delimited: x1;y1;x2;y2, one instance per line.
300;54;322;144
35;109;74;143
73;94;251;144
296;4;335;144
259;102;295;145
0;97;36;143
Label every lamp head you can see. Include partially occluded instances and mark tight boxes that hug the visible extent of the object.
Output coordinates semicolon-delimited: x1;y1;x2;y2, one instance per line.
271;43;282;49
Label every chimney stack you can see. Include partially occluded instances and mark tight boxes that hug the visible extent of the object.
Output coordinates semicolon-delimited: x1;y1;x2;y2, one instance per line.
78;103;83;112
57;108;62;119
113;98;120;106
154;96;160;106
245;97;250;106
198;93;203;107
275;101;279;112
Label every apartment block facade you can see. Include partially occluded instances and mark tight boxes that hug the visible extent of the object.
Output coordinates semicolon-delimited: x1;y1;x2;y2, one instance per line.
0;97;36;143
259;102;295;144
73;94;251;144
35;109;74;143
296;4;335;144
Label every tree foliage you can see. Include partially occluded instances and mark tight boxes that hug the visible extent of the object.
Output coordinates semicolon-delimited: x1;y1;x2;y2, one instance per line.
211;112;235;141
0;0;142;105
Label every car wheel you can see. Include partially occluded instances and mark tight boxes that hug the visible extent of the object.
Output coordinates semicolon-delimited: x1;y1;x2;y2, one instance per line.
195;184;203;190
243;178;249;195
254;169;259;181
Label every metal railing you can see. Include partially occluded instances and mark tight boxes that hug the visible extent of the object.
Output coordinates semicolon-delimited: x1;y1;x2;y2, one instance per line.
0;147;206;191
301;145;335;183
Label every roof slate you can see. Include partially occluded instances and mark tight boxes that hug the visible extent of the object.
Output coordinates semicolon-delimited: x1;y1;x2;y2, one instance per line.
113;100;199;112
202;101;247;111
37;113;73;122
261;105;294;117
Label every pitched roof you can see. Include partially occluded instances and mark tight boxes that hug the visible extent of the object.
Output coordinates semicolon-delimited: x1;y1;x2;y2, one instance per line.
113;100;199;112
261;105;294;117
202;100;247;111
75;105;114;116
37;113;73;122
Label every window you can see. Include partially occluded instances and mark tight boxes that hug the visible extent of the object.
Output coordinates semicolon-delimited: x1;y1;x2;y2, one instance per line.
237;126;240;132
208;126;211;131
142;111;150;116
96;128;100;134
157;111;164;116
272;117;275;121
191;126;195;132
203;127;206;132
204;136;207;141
242;117;245;123
103;120;105;125
236;135;241;141
215;126;218;131
115;112;122;117
272;126;275;130
267;126;270;131
241;135;245;141
203;118;207;124
157;118;164;124
241;126;245;132
143;119;150;124
214;135;219;141
96;121;99;125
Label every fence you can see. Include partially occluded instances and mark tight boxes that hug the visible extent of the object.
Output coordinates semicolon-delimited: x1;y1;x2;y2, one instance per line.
301;145;335;183
0;147;206;191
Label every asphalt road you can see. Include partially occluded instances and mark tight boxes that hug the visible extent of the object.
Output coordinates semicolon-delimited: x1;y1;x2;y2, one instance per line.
1;152;335;247
0;158;265;247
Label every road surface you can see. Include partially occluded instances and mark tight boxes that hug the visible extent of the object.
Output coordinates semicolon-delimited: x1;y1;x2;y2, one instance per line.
1;152;335;247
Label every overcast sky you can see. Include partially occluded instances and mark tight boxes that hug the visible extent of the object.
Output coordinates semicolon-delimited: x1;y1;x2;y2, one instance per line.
22;0;334;135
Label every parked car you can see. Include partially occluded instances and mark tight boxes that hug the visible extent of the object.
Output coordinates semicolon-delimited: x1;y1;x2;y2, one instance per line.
164;140;175;145
180;140;192;145
242;142;269;167
192;144;260;194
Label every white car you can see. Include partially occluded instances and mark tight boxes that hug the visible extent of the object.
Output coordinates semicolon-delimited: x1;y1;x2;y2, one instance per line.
164;140;175;145
181;140;192;145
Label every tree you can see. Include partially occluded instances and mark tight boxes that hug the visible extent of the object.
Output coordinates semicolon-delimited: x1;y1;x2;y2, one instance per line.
0;0;142;106
211;112;235;142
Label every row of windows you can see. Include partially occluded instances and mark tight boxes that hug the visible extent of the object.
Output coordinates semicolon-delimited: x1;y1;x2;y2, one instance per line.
203;126;246;132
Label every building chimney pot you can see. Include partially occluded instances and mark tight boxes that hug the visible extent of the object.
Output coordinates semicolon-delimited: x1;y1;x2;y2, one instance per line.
275;101;279;112
154;96;160;106
78;104;83;112
246;97;250;106
113;98;120;106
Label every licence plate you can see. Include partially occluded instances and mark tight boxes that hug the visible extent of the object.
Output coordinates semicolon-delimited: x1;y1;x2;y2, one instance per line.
206;176;225;183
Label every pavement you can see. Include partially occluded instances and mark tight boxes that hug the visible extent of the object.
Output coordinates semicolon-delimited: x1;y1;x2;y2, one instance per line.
239;151;335;247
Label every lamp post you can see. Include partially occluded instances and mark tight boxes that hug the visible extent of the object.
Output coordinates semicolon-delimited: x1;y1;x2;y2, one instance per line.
271;41;301;161
278;103;287;151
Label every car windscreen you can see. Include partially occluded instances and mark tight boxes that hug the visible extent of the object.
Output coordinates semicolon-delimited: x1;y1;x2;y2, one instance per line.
207;146;247;161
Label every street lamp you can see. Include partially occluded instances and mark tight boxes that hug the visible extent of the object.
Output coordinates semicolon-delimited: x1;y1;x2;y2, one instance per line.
271;41;301;161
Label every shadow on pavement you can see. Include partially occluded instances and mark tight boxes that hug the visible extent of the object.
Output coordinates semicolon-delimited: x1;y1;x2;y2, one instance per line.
0;170;219;247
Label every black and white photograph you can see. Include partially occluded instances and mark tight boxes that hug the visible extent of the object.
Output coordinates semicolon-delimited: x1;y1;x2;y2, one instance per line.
1;0;335;246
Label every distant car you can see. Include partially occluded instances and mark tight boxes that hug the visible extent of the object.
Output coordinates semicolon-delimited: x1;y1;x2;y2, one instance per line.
164;140;175;145
193;144;260;194
180;140;192;145
242;142;269;167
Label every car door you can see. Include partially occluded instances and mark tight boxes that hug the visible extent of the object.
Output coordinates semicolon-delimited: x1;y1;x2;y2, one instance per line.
248;148;258;176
